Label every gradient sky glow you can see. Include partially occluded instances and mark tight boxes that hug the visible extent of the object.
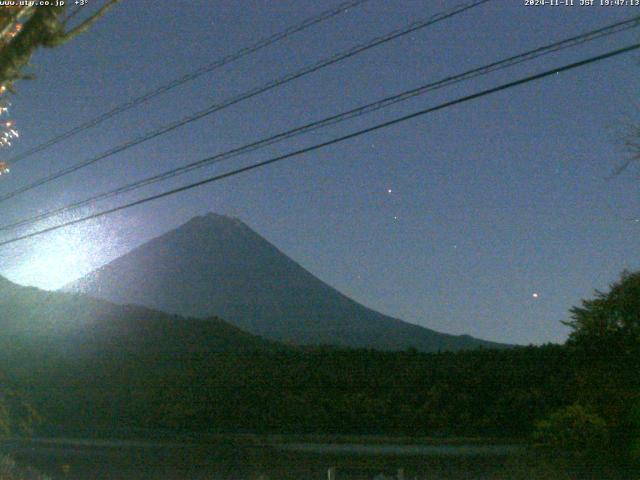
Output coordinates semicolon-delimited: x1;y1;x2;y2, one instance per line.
0;0;638;345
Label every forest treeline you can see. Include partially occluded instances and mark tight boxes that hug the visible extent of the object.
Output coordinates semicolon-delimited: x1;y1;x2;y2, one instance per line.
0;271;638;462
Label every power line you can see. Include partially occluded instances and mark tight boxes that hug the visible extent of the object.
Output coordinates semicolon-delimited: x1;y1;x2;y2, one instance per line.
1;42;637;248
7;0;372;165
0;0;491;203
0;16;637;234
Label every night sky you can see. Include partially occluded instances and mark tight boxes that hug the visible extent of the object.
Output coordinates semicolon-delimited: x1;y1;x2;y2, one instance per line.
0;0;638;345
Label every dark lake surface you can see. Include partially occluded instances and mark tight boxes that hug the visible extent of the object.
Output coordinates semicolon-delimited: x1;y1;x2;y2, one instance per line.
0;436;524;479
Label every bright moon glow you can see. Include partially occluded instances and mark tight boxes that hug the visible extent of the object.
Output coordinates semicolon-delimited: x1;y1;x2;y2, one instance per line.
532;292;539;299
2;221;109;290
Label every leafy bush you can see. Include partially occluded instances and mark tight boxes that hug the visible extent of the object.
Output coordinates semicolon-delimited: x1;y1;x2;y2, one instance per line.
533;404;609;454
629;400;640;462
0;397;11;438
0;456;50;480
0;391;40;438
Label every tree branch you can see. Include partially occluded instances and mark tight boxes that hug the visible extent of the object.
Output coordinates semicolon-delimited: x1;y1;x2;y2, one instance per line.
0;0;120;86
45;0;121;47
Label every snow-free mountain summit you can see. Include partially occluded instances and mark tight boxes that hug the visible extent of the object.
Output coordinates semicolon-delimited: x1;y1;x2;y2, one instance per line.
65;214;505;351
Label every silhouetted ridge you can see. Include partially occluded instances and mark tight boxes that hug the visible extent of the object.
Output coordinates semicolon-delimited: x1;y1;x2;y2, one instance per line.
0;275;276;355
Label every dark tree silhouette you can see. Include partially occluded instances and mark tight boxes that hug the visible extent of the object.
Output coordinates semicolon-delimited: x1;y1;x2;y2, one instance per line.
564;270;640;355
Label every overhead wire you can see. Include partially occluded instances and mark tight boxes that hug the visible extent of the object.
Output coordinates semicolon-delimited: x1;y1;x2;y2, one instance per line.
0;16;637;234
0;42;637;247
7;0;372;165
0;0;491;203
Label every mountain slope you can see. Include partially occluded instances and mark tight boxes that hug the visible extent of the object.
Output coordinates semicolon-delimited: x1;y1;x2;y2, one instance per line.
65;213;506;351
0;275;275;356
